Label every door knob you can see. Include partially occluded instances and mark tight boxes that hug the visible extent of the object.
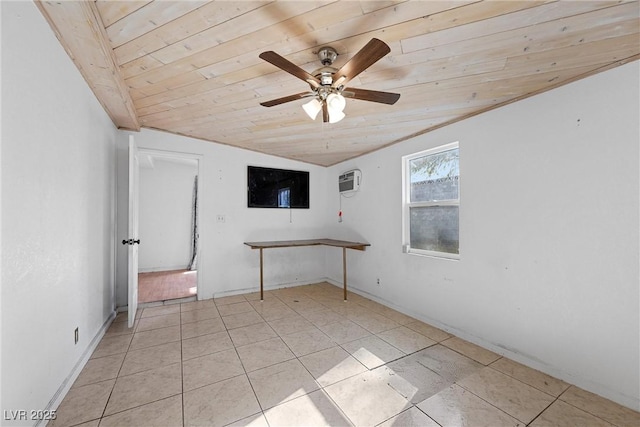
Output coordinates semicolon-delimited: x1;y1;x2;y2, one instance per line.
121;239;141;245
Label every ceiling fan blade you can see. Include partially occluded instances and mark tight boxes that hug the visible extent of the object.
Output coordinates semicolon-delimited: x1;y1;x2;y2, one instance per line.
332;38;390;87
343;87;400;105
260;92;315;107
259;51;321;87
322;102;329;123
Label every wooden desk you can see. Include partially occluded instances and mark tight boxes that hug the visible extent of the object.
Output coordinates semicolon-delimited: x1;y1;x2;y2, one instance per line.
244;239;370;301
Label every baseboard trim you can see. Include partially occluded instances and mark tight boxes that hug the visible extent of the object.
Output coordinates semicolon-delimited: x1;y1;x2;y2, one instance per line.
211;277;328;299
39;311;117;427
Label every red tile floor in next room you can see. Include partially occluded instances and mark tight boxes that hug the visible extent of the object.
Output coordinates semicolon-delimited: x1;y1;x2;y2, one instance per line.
138;269;197;303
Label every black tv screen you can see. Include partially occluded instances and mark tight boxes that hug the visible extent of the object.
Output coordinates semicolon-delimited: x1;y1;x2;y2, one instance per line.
247;166;309;208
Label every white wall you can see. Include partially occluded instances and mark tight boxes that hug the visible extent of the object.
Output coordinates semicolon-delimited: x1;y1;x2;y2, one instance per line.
115;130;329;305
325;61;640;410
1;1;117;424
138;157;197;272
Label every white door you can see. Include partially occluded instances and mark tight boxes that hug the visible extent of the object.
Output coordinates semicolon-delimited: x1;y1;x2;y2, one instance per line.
127;135;140;328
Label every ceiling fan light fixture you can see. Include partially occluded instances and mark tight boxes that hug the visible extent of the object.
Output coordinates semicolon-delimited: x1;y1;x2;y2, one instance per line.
326;93;346;112
328;110;345;124
302;98;322;120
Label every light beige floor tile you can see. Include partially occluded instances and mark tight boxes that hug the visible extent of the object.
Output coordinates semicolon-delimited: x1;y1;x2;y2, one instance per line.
129;325;180;351
490;357;570;397
244;291;278;302
181;317;225;339
324;370;411;426
180;330;233;361
417;384;522;427
73;353;125;388
257;305;299;322
321;301;354;316
441;336;501;365
268;315;316;336
248;359;320;409
559;386;640;427
249;298;288;310
90;334;132;359
377;326;437;354
119;341;181;376
73;420;100;427
405;320;452;342
377;307;416;325
105;363;182;416
412;345;483;382
48;380;114;427
457;367;555;424
222;311;264;330
318;320;371;344
228;322;278;347
286;299;327;313
264;389;354;427
105;319;137;336
530;399;614;427
183;375;261;427
113;309;142;323
301;309;346;327
280;328;336;357
382;353;451;404
227;413;269;427
299;346;368;387
136;313;181;332
99;394;183;427
236;337;296;372
214;294;248;306
183;348;245;391
355;299;389;313
141;304;181;318
340;335;405;369
349;312;400;334
377;407;440;427
180;307;220;324
217;301;255;316
181;299;215;312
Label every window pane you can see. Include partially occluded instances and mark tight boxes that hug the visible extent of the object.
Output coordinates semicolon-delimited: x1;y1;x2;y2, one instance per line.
410;206;459;254
278;187;290;207
410;148;459;202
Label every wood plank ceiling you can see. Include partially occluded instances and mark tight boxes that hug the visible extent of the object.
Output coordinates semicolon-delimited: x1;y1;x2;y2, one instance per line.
37;0;639;166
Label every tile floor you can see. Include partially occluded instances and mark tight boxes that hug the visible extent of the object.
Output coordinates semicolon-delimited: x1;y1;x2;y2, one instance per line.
50;282;639;427
138;269;197;303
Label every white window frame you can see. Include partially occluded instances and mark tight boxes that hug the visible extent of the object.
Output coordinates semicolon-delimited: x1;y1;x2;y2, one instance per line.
402;141;460;260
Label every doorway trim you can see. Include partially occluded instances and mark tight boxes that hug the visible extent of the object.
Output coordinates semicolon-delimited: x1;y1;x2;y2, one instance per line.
137;147;203;301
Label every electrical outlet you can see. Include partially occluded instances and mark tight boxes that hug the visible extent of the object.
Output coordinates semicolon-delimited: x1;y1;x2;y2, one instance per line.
74;327;79;345
216;214;225;223
376;278;381;286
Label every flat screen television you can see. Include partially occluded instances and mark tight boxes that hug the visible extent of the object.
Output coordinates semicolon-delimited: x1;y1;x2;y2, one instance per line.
247;166;310;208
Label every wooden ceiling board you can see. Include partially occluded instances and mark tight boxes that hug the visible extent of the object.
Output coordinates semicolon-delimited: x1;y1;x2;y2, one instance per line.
35;0;640;166
36;0;140;131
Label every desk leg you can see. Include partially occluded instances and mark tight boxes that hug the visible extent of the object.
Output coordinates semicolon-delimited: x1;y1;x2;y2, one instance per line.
259;248;264;301
343;247;347;301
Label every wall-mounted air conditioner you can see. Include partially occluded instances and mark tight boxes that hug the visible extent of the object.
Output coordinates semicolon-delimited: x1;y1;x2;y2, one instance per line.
339;169;362;193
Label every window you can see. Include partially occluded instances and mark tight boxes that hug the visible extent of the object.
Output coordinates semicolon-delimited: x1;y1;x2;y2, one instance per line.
403;142;459;258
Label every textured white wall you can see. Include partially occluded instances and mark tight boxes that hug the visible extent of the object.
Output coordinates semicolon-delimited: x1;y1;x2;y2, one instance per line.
1;1;117;423
324;61;640;410
138;157;197;272
115;130;329;305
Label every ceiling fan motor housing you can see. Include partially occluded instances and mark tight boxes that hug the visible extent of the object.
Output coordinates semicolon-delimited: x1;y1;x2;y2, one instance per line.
317;46;338;66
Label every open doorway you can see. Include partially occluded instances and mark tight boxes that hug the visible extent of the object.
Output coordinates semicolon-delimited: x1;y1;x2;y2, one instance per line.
136;150;200;303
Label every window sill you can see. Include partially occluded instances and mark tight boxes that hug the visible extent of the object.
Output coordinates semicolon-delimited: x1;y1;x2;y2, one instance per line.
404;247;460;261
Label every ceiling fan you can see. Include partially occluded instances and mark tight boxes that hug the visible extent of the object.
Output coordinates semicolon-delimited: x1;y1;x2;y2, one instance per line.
259;38;401;124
